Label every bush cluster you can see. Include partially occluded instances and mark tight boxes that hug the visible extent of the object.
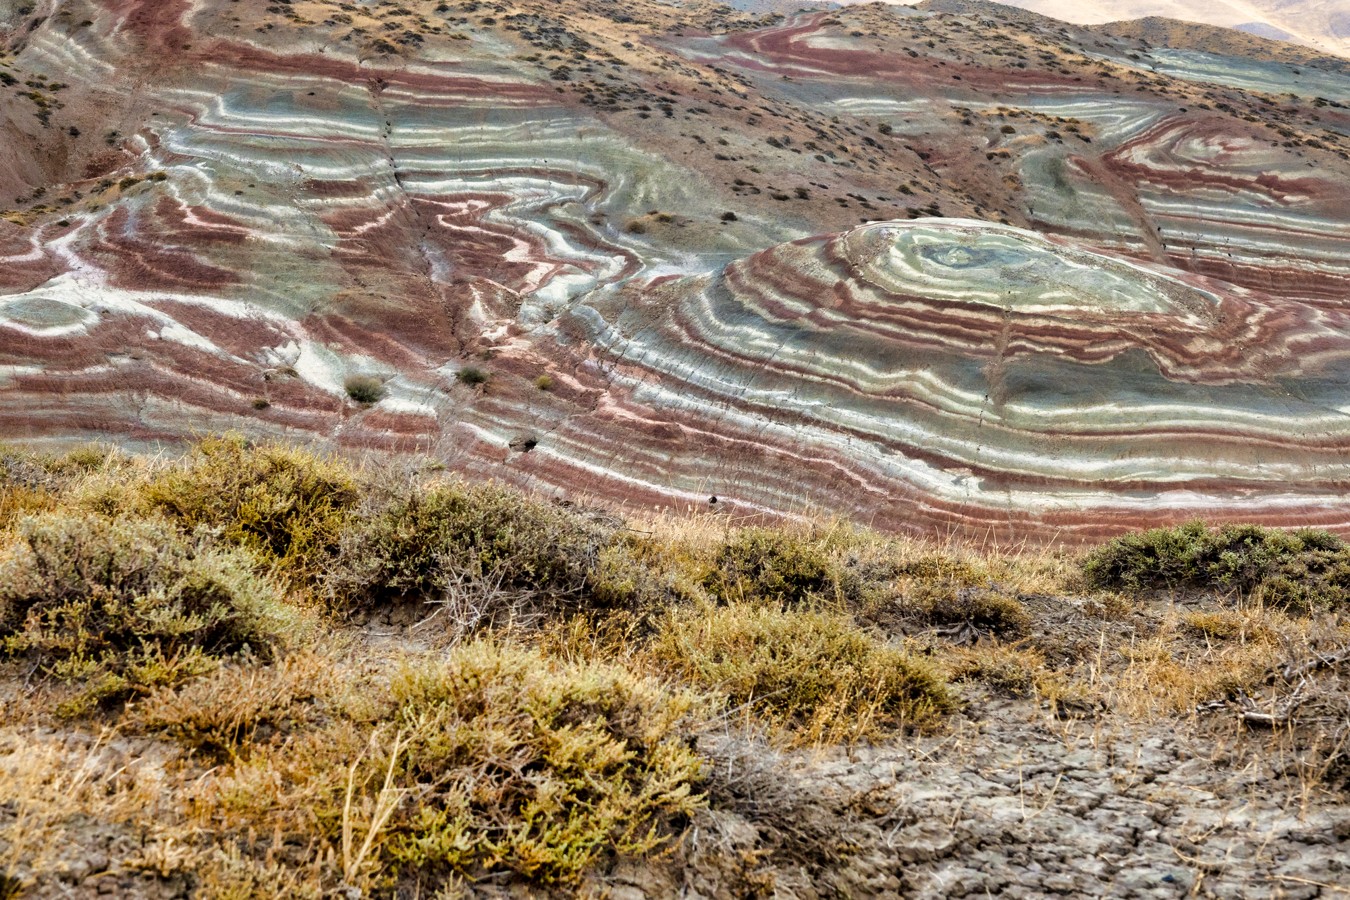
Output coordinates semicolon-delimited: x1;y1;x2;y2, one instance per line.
1083;522;1350;609
0;513;295;713
199;643;706;890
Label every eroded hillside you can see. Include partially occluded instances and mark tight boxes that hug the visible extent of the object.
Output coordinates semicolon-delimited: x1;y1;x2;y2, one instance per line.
0;0;1349;539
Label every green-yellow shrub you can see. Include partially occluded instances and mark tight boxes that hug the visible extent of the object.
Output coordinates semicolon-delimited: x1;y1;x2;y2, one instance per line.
382;644;704;883
655;603;953;745
140;434;360;584
0;513;297;713
214;643;706;888
704;527;843;606
1084;521;1350;609
132;650;336;759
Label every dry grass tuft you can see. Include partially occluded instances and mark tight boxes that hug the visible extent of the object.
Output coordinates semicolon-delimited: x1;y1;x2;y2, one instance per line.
130;649;339;760
0;732;173;894
944;642;1048;697
1106;604;1317;717
1181;608;1276;643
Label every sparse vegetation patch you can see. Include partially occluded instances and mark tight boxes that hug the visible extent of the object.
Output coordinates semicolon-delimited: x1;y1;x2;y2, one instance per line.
0;437;1347;897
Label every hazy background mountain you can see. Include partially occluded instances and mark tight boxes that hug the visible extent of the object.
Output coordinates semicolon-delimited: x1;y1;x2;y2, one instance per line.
883;0;1350;57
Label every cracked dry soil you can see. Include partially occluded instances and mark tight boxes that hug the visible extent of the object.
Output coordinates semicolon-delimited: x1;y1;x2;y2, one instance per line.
654;707;1350;900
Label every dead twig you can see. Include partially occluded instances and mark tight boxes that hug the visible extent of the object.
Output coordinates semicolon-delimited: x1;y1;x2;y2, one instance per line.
1234;679;1310;728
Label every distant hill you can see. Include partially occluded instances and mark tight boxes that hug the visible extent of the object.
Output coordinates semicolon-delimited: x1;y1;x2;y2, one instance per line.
1094;16;1350;72
887;0;1350;57
1;0;1350;538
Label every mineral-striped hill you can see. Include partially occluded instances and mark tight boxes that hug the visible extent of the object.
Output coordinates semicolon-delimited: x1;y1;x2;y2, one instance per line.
2;0;1349;539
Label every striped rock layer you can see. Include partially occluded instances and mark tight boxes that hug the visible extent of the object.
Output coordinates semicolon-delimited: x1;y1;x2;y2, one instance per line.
1;0;1349;539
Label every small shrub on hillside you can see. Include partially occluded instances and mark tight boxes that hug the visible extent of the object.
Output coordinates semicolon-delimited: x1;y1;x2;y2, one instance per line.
1084;522;1350;609
704;528;842;606
0;514;295;713
455;366;488;386
140;435;361;584
0;449;54;494
587;541;672;610
883;551;985;584
44;444;123;479
655;603;953;744
343;375;385;404
326;479;614;624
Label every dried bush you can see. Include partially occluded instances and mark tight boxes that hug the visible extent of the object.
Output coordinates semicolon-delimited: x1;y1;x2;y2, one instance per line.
0;446;132;528
326;479;617;627
0;513;297;713
944;643;1046;697
907;584;1031;638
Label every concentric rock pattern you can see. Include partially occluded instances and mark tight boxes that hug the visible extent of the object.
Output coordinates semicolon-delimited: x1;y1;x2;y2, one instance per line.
1;0;1349;538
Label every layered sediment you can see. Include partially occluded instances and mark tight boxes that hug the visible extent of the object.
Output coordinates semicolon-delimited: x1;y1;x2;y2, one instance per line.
1;0;1348;538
